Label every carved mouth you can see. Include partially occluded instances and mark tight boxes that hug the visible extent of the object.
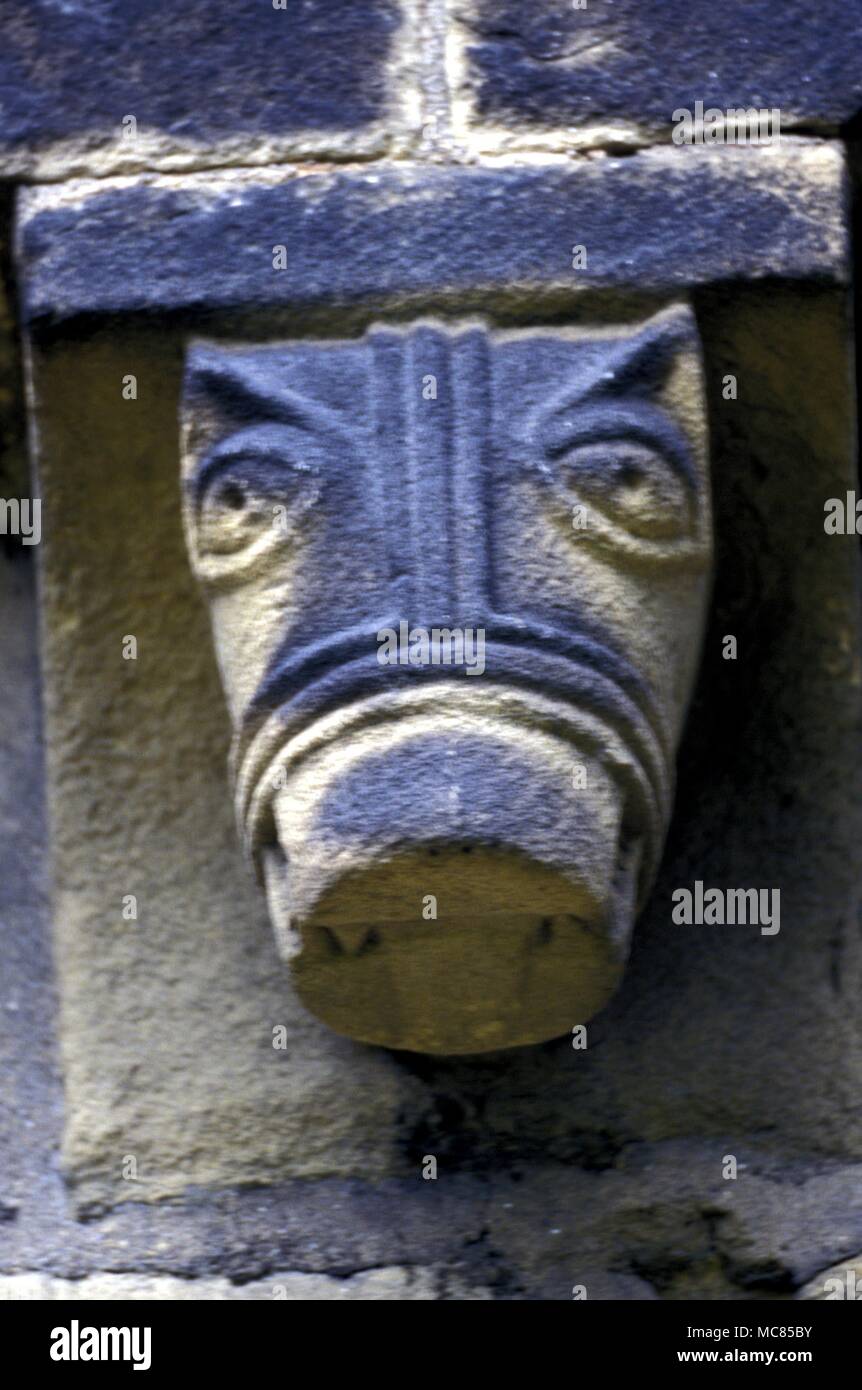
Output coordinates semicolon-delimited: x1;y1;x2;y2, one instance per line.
232;626;670;1053
260;834;645;1054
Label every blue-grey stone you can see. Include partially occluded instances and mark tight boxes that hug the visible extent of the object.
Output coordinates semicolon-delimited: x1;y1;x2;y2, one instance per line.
179;309;712;1051
456;0;862;135
17;145;849;327
0;0;403;174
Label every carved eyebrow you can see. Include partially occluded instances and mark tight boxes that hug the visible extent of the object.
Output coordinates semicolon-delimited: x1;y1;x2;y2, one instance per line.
188;423;321;504
550;308;698;410
540;401;698;487
525;309;700;484
184;354;351;442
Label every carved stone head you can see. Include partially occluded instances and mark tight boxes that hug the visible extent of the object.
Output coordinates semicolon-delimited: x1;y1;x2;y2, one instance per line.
180;304;712;1053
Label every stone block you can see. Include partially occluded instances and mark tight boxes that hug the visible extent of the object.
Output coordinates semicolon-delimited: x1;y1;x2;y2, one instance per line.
18;145;849;328
0;0;414;180
18;152;862;1209
0;1267;492;1300
451;0;862;147
798;1257;862;1300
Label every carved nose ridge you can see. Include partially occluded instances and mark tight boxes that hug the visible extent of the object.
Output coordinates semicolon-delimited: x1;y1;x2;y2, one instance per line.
259;726;642;1053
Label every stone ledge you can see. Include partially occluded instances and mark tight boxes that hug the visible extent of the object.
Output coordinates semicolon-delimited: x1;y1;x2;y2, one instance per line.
0;1268;492;1301
798;1257;862;1301
5;1147;862;1299
17;143;849;328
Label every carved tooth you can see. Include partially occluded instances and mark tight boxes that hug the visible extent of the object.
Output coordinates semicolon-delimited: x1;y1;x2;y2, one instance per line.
326;924;373;956
536;917;554;946
319;927;345;957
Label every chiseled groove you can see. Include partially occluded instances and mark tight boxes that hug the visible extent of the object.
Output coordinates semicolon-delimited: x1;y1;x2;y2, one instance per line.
237;679;667;908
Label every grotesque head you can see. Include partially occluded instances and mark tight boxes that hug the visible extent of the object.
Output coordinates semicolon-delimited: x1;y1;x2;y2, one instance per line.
180;304;712;1053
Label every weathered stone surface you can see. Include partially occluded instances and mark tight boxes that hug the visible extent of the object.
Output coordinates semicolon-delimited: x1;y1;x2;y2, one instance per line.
17;145;849;330
0;1170;493;1285
0;552;56;1224
0;1268;492;1301
179;307;712;1052
704;1168;862;1293
451;0;862;144
798;1257;862;1301
29;329;426;1205
479;1144;862;1299
4;1062;862;1297
23;265;862;1207
0;0;414;179
2;0;861;1311
0;195;28;498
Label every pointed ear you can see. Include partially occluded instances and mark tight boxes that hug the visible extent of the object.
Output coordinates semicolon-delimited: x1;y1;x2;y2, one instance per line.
181;344;352;445
536;303;701;427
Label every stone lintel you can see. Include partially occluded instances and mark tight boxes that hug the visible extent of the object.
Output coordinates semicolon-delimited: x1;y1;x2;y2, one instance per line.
16;143;849;329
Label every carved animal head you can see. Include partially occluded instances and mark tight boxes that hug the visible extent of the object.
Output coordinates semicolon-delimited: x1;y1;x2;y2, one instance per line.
180;305;712;1053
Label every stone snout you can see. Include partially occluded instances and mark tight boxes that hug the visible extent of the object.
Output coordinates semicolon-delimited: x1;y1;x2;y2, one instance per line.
180;307;713;1054
257;687;644;1053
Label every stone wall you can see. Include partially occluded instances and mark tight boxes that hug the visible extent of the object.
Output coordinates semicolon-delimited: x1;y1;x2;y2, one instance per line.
1;0;862;1302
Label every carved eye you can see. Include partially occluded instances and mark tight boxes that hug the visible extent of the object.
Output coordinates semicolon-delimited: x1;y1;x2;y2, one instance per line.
197;456;318;557
555;440;692;541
